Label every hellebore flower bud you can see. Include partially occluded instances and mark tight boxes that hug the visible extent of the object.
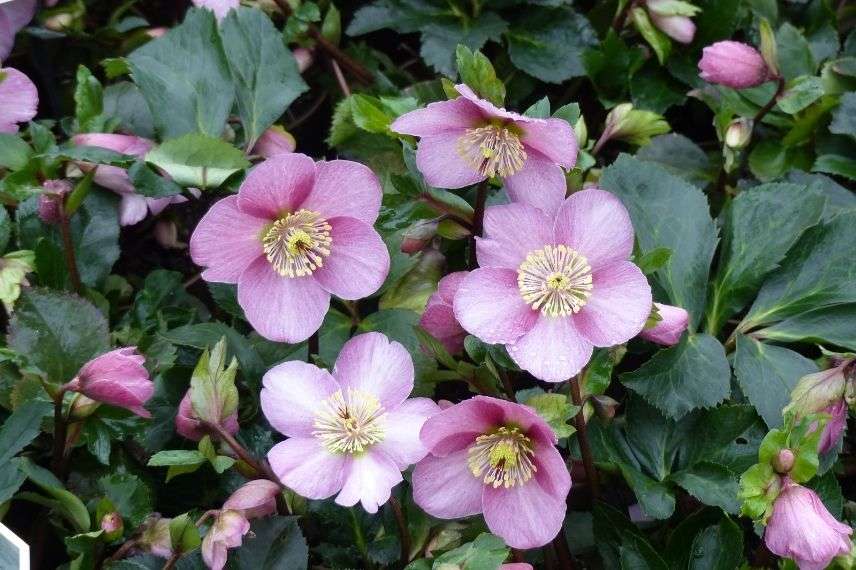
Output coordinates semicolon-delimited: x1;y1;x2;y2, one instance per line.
175;388;240;441
773;449;795;474
649;12;695;44
725;118;753;149
64;347;153;418
593;103;670;154
153;220;185;250
201;510;250;570
420;271;468;355
100;512;124;542
250;125;296;158
38;179;72;224
293;47;314;73
818;400;848;455
640;303;689;346
222;480;280;519
698;41;771;89
401;219;439;254
786;361;850;419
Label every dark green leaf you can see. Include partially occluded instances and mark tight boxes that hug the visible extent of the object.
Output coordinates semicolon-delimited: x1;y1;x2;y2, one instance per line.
0;400;52;463
776;23;816;80
830;91;856;138
431;533;509;570
0;134;32;171
73;65;107;132
670;462;740;513
229;516;308;570
635;134;714;188
593;503;669;570
128;162;184;198
813;153;856;181
99;473;154;528
754;303;856;351
419;13;507;77
777;76;824;114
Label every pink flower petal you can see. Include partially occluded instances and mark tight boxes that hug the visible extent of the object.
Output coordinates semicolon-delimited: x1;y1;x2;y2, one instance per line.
312;216;390;300
390;97;482;136
415;134;486;189
574;261;652;347
0;68;38;133
299;160;382;225
504;154;567;218
454;268;538;345
236;154;315;219
72;133;153;156
412;448;485;519
118;194;150;226
455;84;532;124
189;196;267;284
374;397;440;469
332;332;414;410
520;118;578;170
237;257;330;343
507;316;593;382
267;438;347;500
260;360;339;438
438;271;468;304
0;0;34;60
553;188;635;271
477;203;553;270
335;451;403;513
640;303;689;346
420;304;467;355
420;396;504;456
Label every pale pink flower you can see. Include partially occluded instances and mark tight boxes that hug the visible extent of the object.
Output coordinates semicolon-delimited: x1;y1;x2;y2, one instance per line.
201;510;250;570
261;332;440;513
420;272;468;355
190;154;390;343
764;480;852;570
640;303;689;346
175;389;239;441
192;0;238;21
390;84;577;217
71;133;190;226
413;396;571;549
818;400;847;455
64;347;153;418
0;68;38;133
223;480;280;519
0;0;35;60
698;41;771;89
454;188;652;382
250;126;296;158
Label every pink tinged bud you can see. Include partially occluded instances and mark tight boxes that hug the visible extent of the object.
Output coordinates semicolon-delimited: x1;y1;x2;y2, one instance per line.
725;117;753;149
764;481;853;570
139;517;172;559
698;41;771;89
38;179;72;224
202;510;250;570
175;389;239;441
773;449;796;474
292;47;314;73
250;125;296;158
69;394;100;420
818;400;848;455
640;303;689;346
223;480;280;519
419;272;468;355
100;512;124;541
788;363;850;419
66;347;153;418
401;219;439;254
650;13;695;44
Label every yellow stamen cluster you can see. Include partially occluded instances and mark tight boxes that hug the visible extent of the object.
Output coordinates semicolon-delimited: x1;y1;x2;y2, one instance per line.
457;125;527;178
517;245;593;317
262;209;332;277
468;426;536;488
313;389;386;454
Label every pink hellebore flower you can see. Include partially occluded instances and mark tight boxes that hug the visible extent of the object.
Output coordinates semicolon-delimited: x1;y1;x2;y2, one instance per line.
454;188;652;382
420;271;468;355
764;480;853;570
223;480;280;519
818;400;847;455
390;84;577;217
201;510;250;570
64;347;153;418
413;396;571;549
0;0;35;60
71;134;190;226
190;154;390;343
698;41;771;89
0;68;38;133
640;303;689;346
192;0;239;21
261;332;440;513
175;389;240;441
250;126;296;158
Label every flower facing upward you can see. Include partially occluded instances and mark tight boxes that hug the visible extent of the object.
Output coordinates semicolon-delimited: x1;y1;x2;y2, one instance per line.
454;188;652;382
261;333;439;513
764;479;853;570
698;41;771;89
64;347;153;418
190;154;390;343
412;396;571;549
420;271;469;355
391;84;577;217
0;68;38;133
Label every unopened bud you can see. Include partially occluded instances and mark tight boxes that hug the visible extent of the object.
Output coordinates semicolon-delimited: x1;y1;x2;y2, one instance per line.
69;394;101;420
574;115;588;147
293;47;314;73
725;118;753;149
100;512;124;541
773;449;796;474
38;180;72;224
401;219;439;254
44;13;73;31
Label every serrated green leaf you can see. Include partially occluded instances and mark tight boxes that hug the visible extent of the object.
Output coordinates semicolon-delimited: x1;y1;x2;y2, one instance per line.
777;76;824;114
670;462;740;513
455;45;505;106
127;162;184;198
228;516;308;570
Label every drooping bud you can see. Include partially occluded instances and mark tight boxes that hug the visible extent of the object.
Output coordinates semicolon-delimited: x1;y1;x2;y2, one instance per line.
725;118;753;149
786;361;850;419
401;219;439;254
69;394;100;420
640;303;689;346
63;347;153;418
175;388;239;441
190;338;240;428
698;41;771;89
201;510;250;570
223;480;280;519
646;0;699;44
100;512;124;541
773;449;795;474
38;180;72;224
758;18;780;79
153;220;185;250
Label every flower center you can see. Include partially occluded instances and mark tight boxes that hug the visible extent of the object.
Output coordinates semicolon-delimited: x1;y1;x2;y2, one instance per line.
517;244;593;317
457;125;527;178
468;426;536;488
313;389;386;454
262;209;332;278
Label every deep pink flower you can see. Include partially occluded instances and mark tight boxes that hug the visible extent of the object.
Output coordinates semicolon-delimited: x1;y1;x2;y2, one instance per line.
413;396;571;549
175;389;239;441
65;347;153;418
0;67;38;133
0;0;35;60
640;303;689;346
420;272;468;355
261;333;440;512
699;41;771;89
71;133;190;226
818;400;847;455
390;84;577;217
764;480;852;570
453;188;652;382
250;126;296;158
190;154;390;343
201;510;250;570
192;0;238;21
223;480;280;519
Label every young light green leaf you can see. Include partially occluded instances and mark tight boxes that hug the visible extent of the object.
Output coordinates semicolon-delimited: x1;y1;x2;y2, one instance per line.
145;134;249;188
455;45;505;107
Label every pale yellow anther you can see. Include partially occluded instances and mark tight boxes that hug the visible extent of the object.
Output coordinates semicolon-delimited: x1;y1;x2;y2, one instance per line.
468;426;536;488
457;125;527;178
517;244;593;317
313;389;386;455
262;209;332;278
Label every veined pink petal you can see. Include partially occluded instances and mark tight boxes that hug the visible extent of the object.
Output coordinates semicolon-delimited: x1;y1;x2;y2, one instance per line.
552;188;635;271
698;41;770;89
236;154;315;219
412;448;485;518
118;194;150;226
507;315;593;383
299;160;382;225
520;118;578;170
438;271;468;304
574;261;652;347
0;68;38;133
237;257;330;343
415;134;486;189
267;438;347;500
477;203;553;270
335;451;403;513
189;196;267;284
419;396;504;456
73;347;153;418
420;304;467;355
454;268;538;345
147;194;188;217
455;84;532;124
504;155;567;218
502;565;534;570
260;360;339;438
374;397;440;469
312;216;389;300
390;97;481;136
488;397;558;447
332;332;414;410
